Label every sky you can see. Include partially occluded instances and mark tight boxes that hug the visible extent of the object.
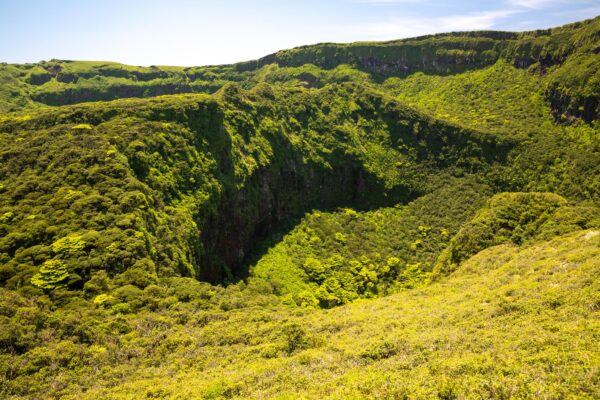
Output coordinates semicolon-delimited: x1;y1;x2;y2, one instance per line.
1;0;599;67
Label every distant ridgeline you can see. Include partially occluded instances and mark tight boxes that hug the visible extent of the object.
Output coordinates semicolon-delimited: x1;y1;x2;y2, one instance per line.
1;16;599;121
0;16;598;303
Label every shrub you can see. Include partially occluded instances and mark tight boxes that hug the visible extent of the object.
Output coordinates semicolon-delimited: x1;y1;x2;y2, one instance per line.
282;323;309;354
361;340;399;361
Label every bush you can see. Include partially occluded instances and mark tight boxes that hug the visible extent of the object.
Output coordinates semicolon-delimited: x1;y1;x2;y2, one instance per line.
282;323;309;354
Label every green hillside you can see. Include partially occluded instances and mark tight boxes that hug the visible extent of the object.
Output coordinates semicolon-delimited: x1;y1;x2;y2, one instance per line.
2;229;598;398
0;16;599;399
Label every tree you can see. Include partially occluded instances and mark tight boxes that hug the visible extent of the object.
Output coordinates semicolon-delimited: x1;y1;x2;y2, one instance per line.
30;260;69;290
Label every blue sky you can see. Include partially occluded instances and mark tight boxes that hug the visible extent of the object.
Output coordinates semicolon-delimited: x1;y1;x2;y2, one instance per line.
1;0;599;66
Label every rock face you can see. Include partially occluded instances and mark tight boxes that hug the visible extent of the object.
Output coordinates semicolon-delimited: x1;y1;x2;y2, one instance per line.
31;83;220;106
547;86;599;123
251;40;501;78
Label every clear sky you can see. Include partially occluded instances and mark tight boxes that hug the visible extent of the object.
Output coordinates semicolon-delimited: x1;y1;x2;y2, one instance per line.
1;0;599;66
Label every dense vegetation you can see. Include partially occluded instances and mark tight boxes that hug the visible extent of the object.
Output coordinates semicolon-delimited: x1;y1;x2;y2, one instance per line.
0;16;599;399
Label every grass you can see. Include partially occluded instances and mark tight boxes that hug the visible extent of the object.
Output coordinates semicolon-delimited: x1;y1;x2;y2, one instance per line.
43;229;599;399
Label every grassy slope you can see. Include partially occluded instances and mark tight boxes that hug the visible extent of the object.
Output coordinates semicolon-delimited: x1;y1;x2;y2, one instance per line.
385;60;552;136
384;59;600;143
55;229;599;399
384;59;600;203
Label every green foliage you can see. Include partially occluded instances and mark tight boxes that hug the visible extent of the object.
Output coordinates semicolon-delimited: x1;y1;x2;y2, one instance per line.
251;178;491;306
51;234;85;256
433;192;599;276
71;123;92;130
0;80;510;289
30;260;69;290
0;16;599;399
92;293;114;306
385;60;554;137
360;340;400;361
282;323;309;354
384;59;600;202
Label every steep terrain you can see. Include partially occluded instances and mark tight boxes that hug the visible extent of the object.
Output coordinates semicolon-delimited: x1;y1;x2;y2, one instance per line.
0;16;599;399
